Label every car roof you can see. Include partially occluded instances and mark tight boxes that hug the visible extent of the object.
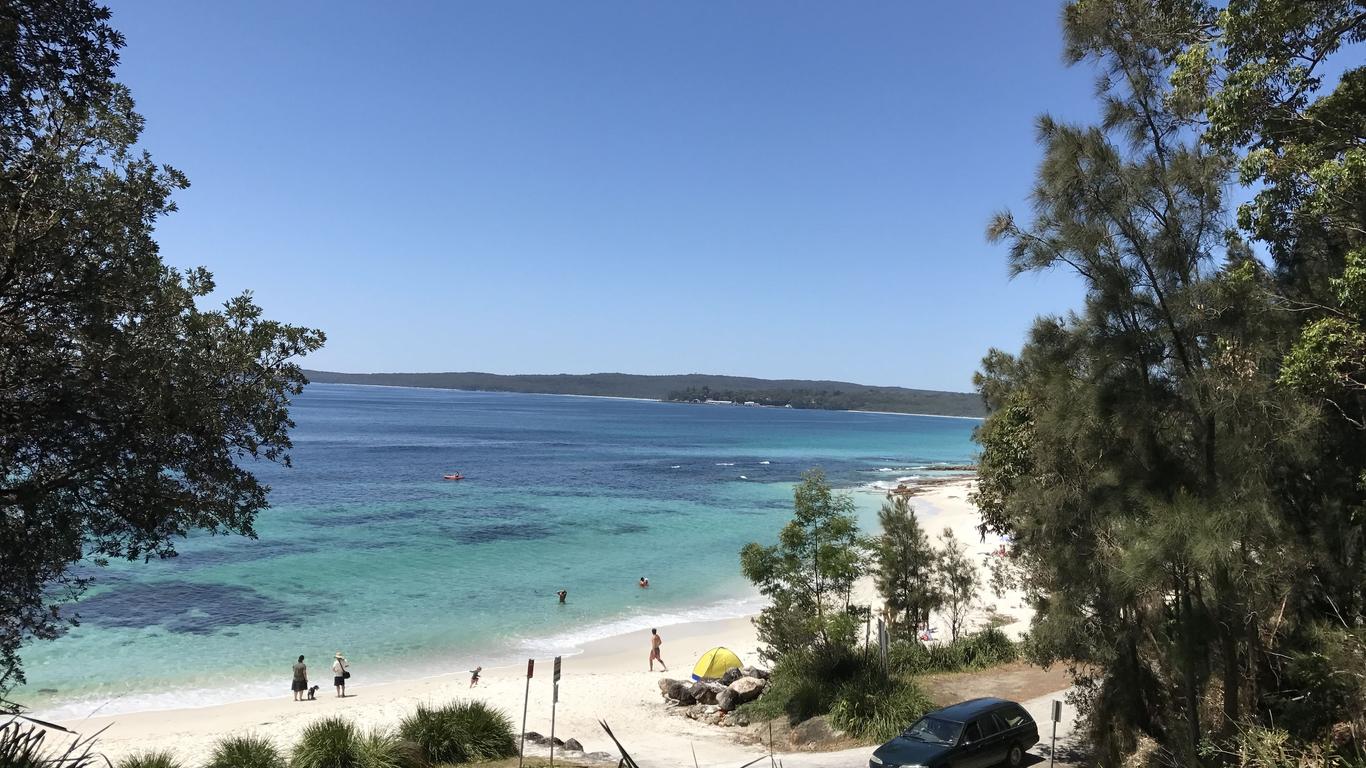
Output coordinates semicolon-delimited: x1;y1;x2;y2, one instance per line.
929;697;1017;722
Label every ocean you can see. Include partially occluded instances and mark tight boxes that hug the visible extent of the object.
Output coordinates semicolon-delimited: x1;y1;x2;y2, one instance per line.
16;384;978;719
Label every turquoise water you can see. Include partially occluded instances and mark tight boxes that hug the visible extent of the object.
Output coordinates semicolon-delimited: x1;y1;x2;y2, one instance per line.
17;384;977;717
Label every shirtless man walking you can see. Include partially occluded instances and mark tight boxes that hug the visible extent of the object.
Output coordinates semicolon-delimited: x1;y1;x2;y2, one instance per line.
648;628;667;672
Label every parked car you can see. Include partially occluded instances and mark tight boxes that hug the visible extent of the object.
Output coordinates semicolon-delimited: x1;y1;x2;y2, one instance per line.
869;697;1040;768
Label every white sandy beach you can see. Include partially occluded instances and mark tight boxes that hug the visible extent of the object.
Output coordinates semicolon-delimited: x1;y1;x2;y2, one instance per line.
46;478;1034;766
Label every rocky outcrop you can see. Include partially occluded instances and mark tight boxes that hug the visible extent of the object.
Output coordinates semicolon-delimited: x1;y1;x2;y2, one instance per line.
729;676;765;703
719;667;743;685
564;738;584;751
658;678;695;704
659;669;771;720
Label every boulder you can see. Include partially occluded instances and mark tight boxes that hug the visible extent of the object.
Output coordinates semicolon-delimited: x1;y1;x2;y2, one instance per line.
728;676;766;704
717;687;740;712
524;731;546;744
660;678;694;704
689;681;720;705
788;716;837;746
551;736;565;747
741;665;770;680
564;738;584;752
719;666;743;685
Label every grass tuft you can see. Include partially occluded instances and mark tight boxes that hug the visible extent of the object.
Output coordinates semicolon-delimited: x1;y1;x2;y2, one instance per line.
206;734;285;768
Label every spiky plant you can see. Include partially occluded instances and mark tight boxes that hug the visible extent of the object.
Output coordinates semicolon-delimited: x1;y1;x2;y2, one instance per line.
0;719;104;768
116;750;184;768
205;734;285;768
291;717;360;768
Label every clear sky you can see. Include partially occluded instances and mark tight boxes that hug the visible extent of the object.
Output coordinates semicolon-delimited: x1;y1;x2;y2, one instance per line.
106;1;1100;392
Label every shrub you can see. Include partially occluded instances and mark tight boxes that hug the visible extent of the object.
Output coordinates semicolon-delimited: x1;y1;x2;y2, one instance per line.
829;676;933;743
292;718;359;768
398;700;516;763
206;735;285;768
116;751;184;768
888;629;1018;675
0;720;103;768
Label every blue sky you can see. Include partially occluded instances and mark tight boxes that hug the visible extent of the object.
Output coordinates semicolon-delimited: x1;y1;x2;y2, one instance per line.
108;1;1100;392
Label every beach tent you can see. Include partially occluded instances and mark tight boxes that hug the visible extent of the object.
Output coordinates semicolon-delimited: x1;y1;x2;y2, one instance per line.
691;646;743;681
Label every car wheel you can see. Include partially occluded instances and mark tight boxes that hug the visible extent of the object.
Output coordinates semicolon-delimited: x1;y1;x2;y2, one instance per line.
1003;742;1025;767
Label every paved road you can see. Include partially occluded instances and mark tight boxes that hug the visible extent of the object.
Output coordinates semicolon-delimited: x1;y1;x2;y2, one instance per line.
767;689;1081;768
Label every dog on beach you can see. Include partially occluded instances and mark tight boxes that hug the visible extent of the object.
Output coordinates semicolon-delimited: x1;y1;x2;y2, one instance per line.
306;685;319;700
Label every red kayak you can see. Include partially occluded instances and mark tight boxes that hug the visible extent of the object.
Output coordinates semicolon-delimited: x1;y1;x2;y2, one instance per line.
443;473;464;481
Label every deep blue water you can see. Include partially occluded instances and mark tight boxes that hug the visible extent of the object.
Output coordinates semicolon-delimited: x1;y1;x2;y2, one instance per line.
18;384;977;717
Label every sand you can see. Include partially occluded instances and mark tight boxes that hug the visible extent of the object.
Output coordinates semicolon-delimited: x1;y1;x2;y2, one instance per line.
43;478;1038;766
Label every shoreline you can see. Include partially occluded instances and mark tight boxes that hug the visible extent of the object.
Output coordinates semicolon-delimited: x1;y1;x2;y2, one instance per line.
44;478;1028;765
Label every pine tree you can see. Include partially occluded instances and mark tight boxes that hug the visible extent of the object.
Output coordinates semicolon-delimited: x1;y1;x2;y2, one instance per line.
872;496;940;637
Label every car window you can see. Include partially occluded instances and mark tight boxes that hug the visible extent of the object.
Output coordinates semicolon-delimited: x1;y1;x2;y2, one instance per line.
903;716;963;746
963;721;983;742
998;704;1031;728
978;715;1002;738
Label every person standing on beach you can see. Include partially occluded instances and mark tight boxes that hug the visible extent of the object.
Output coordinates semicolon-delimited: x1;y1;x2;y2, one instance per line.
649;628;667;672
332;651;350;697
291;655;308;701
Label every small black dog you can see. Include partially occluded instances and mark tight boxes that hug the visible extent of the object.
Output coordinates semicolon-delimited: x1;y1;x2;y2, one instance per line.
306;685;319;700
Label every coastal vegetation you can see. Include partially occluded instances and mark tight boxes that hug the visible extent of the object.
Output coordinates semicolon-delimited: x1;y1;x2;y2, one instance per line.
0;0;324;705
205;736;285;768
398;701;517;763
302;370;985;417
975;0;1366;764
737;471;1010;744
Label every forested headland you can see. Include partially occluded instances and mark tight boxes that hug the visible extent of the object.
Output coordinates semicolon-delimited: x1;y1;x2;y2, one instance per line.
302;370;985;417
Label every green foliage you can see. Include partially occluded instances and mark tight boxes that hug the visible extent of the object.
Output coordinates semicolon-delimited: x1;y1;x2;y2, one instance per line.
888;629;1019;676
740;469;869;660
828;675;934;743
291;718;356;768
205;734;285;768
0;719;103;768
934;529;978;642
872;496;942;634
116;752;184;768
979;1;1366;764
0;0;324;699
399;700;516;763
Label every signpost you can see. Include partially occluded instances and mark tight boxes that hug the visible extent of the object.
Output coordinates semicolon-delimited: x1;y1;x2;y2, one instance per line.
876;617;889;673
1049;699;1062;767
550;656;562;767
518;659;534;768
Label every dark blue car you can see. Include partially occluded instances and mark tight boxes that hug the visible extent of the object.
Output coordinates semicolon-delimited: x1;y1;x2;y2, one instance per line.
869;697;1039;768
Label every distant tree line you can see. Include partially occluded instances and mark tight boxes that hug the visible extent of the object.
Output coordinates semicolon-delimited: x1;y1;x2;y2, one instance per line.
665;385;930;412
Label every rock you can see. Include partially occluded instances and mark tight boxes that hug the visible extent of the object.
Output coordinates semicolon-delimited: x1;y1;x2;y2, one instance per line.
789;716;837;746
728;676;766;704
741;666;770;680
551;736;565;747
719;666;743;685
689;681;720;705
524;731;546;744
564;737;584;752
717;687;740;711
732;711;751;727
660;678;694;704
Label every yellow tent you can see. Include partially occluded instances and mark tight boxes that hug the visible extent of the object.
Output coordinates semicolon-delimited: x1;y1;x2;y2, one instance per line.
691;646;743;681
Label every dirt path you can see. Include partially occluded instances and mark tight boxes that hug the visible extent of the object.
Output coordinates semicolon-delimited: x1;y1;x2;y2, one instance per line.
919;660;1072;706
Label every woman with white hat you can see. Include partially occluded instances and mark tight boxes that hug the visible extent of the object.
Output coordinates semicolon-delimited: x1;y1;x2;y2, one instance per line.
332;651;350;697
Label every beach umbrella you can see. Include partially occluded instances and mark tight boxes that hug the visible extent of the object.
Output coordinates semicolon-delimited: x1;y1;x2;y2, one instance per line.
691;646;743;681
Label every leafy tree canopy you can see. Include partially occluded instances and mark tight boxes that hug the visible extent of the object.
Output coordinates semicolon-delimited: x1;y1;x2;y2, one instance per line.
0;0;324;703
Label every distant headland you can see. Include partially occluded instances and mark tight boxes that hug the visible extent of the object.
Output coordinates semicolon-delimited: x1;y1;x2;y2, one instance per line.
301;370;985;418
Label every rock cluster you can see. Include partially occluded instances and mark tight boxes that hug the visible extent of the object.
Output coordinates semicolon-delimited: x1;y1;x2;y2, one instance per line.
522;732;614;762
657;665;770;726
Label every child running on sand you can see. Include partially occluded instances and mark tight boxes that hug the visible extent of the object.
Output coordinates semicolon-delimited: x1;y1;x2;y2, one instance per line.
469;666;481;687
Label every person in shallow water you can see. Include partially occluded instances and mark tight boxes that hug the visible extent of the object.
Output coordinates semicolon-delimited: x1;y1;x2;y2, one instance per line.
291;655;307;701
638;576;649;588
557;589;567;603
649;627;667;672
332;651;350;697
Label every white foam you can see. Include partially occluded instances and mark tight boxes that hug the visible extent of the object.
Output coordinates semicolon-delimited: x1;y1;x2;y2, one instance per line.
517;596;765;655
738;475;748;480
715;462;735;466
759;461;770;465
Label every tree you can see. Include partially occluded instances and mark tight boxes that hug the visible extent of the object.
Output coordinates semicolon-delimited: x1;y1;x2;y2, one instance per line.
871;495;940;638
740;469;867;660
934;528;977;642
977;0;1366;762
0;0;324;704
